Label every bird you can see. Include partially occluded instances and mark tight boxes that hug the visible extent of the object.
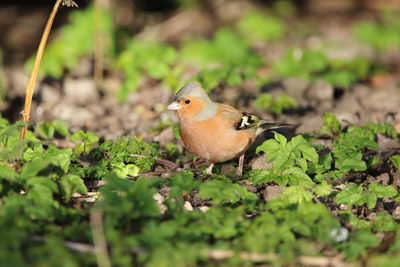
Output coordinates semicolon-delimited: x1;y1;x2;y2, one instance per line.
167;82;293;176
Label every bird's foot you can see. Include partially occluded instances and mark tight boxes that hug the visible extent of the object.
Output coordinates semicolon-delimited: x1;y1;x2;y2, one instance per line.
205;163;214;175
236;154;245;177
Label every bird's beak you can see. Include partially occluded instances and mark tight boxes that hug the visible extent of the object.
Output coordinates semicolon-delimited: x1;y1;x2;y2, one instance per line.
167;101;182;110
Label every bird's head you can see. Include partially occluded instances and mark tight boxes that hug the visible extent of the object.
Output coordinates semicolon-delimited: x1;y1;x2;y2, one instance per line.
167;82;217;120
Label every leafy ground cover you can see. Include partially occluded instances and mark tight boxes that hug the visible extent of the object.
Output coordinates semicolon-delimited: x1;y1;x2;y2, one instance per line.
1;0;400;266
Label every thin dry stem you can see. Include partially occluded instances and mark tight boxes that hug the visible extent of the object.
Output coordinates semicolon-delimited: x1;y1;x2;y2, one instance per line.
19;0;77;139
90;209;111;267
94;0;106;85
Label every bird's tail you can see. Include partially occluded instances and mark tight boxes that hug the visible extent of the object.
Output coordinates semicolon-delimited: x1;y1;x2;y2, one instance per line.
258;121;294;129
256;121;296;135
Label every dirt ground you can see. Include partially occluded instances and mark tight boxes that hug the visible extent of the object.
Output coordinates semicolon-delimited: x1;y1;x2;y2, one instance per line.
1;0;399;158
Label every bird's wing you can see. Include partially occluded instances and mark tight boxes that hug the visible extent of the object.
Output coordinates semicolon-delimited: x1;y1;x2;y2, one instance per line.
216;103;261;131
216;103;294;133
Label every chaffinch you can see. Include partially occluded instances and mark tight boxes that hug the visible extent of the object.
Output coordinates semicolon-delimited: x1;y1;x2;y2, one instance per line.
167;82;292;176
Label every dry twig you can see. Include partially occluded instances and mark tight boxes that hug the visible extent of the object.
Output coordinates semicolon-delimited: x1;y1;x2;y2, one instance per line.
19;0;77;139
90;209;111;267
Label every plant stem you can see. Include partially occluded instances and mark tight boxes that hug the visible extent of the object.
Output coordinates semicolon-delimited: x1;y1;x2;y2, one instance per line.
19;0;63;139
90;209;111;267
94;0;106;86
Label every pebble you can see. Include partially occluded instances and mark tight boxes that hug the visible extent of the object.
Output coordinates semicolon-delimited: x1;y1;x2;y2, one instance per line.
306;79;334;102
282;77;309;104
220;163;236;175
40;84;61;105
183;201;193;211
153;127;174;147
249;154;272;170
64;78;98;104
262;185;286;201
199;206;210;213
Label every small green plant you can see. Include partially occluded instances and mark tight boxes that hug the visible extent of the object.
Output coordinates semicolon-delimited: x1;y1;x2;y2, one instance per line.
36;120;69;139
313;120;397;181
199;178;258;205
25;5;114;78
274;49;328;81
323;58;377;88
255;93;298;114
236;11;284;42
180;28;262;89
71;130;100;154
253;133;318;185
320;112;342;136
181;28;261;67
273;49;380;88
332;126;380;173
336;230;380;260
117;40;178;100
336;183;398;209
354;12;400;51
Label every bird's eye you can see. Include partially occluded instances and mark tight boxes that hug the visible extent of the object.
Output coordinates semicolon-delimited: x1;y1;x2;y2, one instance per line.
185;99;191;104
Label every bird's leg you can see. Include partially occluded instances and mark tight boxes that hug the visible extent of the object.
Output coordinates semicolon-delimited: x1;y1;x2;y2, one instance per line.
236;154;245;177
205;163;214;175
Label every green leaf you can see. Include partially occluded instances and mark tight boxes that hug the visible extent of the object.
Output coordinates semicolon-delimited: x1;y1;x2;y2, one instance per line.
165;143;180;157
322;152;333;170
272;154;293;171
298;143;319;163
24;145;72;173
256;138;279;155
274;132;288;146
390;155;400;169
335;184;364;206
52;120;69;136
337;230;380;260
199;179;257;205
368;183;398;198
172;124;181;139
37;122;55;139
98;174;161;220
20;159;50;179
368;156;380;168
313;181;332;196
23;145;45;160
366;122;397;138
169;171;199;198
337;158;367;172
0;164;18;181
61;174;88;201
27;184;54;205
48;148;73;173
113;163;140;178
0;139;27;161
246;169;276;185
71;130;99;154
282;166;313;185
365;193;377;209
281;185;313;204
71;130;99;143
295;157;307;172
372;212;397;232
26;177;59;193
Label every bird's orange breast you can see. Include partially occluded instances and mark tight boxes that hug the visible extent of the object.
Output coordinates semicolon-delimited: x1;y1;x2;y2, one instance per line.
179;115;256;163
